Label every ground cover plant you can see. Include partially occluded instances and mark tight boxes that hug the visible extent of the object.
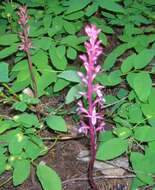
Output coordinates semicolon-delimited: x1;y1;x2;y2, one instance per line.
1;0;155;190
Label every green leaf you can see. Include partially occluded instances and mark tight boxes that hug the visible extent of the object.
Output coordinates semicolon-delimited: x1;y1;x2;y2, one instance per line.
133;49;155;69
85;2;98;17
65;84;83;104
19;94;40;105
96;138;128;160
98;0;124;13
43;14;52;29
13;159;30;186
0;120;17;134
134;126;155;142
0;34;19;45
32;50;48;69
0;62;9;82
96;70;121;86
64;11;84;20
0;154;7;175
46;115;67;132
63;20;76;34
9;133;27;155
36;69;57;97
12;101;27;112
130;152;154;184
98;131;114;142
133;72;152;102
128;104;144;123
113;127;132;139
104;95;118;105
13;113;39;128
33;37;53;50
121;54;136;73
66;47;77;60
24;139;47;160
50;16;63;36
54;79;70;92
49;46;67;70
65;0;91;14
99;32;107;46
37;163;62;190
0;44;18;59
58;70;81;82
103;42;134;71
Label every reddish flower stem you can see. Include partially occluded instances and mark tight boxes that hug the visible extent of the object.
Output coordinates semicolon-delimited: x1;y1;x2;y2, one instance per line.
87;52;99;190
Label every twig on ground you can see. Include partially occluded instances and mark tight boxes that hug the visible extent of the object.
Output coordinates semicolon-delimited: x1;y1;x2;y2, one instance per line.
0;176;12;188
62;174;135;184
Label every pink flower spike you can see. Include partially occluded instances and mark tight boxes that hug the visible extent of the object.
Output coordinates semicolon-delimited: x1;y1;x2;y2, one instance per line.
77;72;87;84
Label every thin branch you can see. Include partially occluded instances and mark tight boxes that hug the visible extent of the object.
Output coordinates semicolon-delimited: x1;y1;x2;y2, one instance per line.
62;174;135;184
0;176;12;188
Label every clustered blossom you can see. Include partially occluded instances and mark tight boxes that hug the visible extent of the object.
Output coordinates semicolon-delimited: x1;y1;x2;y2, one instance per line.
18;6;32;52
77;24;105;135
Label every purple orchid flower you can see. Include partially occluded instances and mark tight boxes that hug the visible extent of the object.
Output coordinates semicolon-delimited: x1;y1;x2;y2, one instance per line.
18;6;32;52
77;24;105;190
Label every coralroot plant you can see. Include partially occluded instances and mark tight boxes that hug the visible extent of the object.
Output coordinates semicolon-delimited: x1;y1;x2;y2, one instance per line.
77;25;105;190
18;6;38;97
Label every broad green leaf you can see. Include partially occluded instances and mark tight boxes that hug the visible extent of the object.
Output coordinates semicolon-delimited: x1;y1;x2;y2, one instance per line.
99;32;107;46
46;115;67;132
24;140;47;160
133;49;155;69
37;163;61;190
99;0;124;13
0;120;17;134
9;133;27;155
33;37;53;50
66;47;77;60
63;20;76;34
36;70;57;97
121;54;136;73
85;2;98;17
65;0;91;14
113;127;132;139
98;131;114;142
96;70;121;86
0;34;19;45
13;113;39;128
32;50;48;69
0;44;18;59
43;14;52;29
133;72;152;102
96;138;128;160
130;152;154;184
128;104;144;123
65;84;83;104
117;88;128;98
50;16;63;36
49;46;67;70
19;94;40;104
134;125;155;142
12;101;27;112
11;78;31;93
58;70;81;82
104;95;118;105
11;60;29;72
64;11;84;20
0;62;9;82
0;154;7;175
13;159;30;186
141;103;155;126
126;73;137;88
103;42;134;71
54;79;70;92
